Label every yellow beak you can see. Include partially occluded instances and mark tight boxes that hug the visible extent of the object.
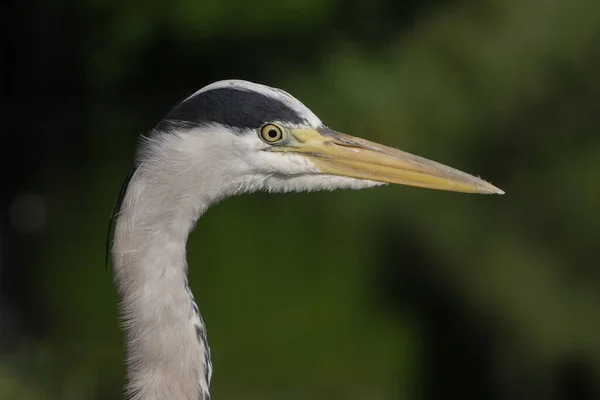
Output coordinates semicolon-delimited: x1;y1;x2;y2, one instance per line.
274;128;503;195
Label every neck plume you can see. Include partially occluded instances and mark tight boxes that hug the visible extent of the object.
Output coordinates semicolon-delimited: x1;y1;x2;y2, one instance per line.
112;159;212;400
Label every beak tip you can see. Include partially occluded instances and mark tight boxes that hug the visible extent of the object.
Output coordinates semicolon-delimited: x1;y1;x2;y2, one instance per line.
481;183;504;195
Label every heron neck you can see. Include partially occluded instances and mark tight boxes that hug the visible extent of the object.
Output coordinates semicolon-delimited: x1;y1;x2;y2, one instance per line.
112;167;212;400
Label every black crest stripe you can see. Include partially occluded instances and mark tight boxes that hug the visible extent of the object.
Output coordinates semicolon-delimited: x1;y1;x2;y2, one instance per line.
158;87;308;131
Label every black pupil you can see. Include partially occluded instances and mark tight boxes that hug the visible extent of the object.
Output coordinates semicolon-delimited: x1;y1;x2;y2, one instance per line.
268;129;278;138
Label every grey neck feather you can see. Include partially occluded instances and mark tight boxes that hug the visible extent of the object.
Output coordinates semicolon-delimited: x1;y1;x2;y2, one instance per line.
112;164;212;400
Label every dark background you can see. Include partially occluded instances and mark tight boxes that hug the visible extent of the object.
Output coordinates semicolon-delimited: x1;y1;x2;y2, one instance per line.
2;0;600;398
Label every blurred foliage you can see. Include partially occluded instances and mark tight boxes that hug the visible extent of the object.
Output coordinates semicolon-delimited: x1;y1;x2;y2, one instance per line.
4;0;600;398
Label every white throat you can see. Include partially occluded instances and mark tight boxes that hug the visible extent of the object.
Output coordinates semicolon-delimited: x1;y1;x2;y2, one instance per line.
113;161;213;400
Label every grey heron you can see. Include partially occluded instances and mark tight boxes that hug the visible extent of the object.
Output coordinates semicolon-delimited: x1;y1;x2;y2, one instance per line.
108;79;503;400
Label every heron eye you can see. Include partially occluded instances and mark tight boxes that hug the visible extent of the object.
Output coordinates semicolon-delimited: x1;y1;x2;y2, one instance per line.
259;124;283;143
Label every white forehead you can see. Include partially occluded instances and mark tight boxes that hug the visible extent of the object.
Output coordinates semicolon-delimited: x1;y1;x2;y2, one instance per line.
184;79;322;128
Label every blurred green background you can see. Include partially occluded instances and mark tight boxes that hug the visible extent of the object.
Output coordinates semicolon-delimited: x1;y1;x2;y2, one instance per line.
2;0;600;398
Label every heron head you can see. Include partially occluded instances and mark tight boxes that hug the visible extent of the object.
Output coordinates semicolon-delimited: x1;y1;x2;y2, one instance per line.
133;80;502;204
